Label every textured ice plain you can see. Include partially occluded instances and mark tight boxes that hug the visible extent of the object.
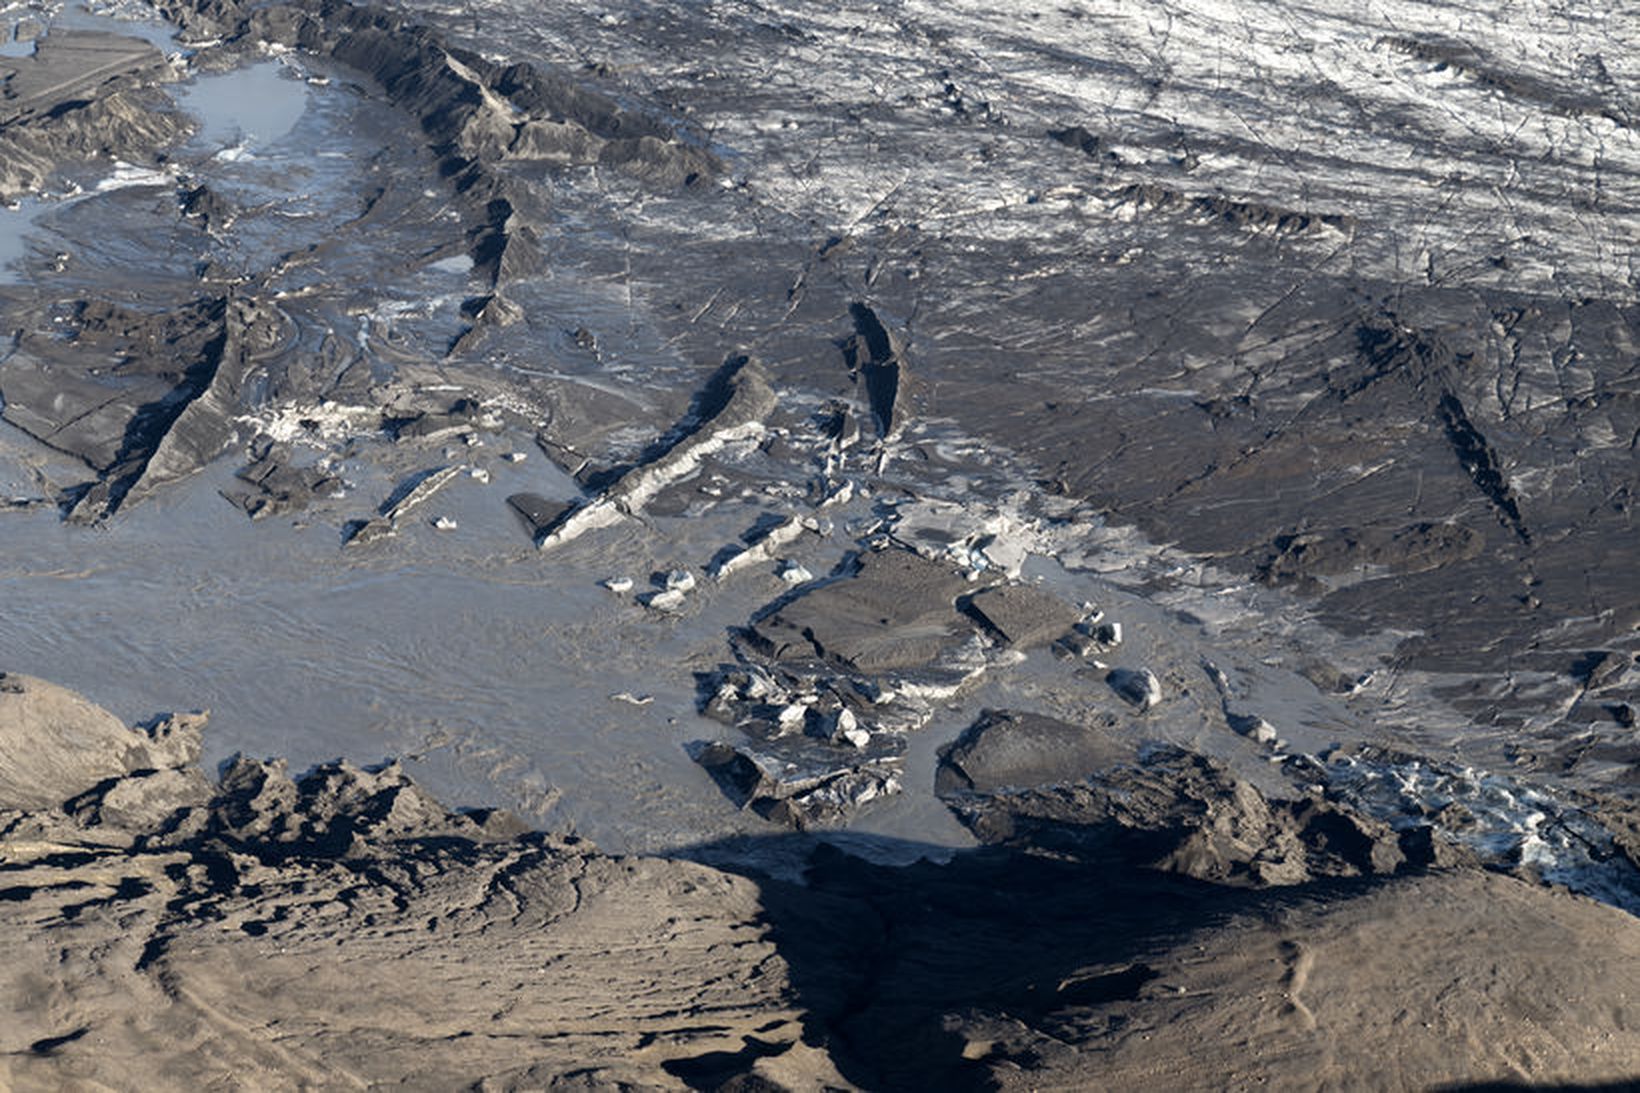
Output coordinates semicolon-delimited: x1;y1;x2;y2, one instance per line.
415;0;1640;774
2;0;1640;1087
0;0;1636;874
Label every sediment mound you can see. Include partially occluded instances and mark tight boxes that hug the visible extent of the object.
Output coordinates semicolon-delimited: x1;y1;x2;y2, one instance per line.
0;31;188;200
777;850;1640;1091
0;672;197;810
3;676;1639;1089
0;675;835;1091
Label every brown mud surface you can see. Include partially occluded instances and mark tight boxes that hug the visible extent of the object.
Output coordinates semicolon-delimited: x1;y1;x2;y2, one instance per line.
3;673;1640;1090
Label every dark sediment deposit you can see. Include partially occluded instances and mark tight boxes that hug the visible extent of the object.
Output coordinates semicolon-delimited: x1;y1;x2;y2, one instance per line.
3;0;1640;1085
0;30;187;198
3;673;1640;1089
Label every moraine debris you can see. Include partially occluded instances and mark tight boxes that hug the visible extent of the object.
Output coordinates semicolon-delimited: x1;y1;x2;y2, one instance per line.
1108;667;1163;711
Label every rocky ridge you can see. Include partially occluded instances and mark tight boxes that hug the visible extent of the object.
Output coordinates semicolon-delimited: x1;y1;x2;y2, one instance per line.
4;672;1640;1089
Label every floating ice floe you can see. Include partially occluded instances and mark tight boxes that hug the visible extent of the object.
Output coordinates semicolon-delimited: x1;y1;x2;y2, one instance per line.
821;706;871;748
642;588;689;613
344;465;463;546
962;583;1079;648
687;736;904;830
1054;615;1124;660
537;357;775;550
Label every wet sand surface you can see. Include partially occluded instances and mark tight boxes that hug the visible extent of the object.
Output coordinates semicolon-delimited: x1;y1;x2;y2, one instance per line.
2;0;1639;1087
